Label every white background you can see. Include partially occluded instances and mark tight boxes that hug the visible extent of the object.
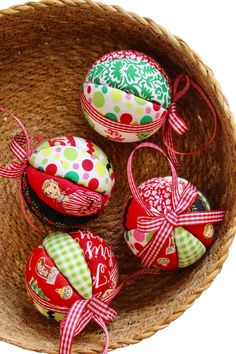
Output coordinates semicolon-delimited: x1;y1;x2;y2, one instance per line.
0;0;235;353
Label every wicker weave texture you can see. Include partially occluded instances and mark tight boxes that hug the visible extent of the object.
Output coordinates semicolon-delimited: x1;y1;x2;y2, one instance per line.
0;1;235;353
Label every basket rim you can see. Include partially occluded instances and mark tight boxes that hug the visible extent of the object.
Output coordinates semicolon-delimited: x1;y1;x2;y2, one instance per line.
0;0;236;353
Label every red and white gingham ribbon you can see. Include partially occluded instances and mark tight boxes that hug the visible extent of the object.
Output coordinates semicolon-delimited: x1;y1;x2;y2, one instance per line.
60;298;116;354
81;92;167;133
63;189;103;216
26;268;160;354
82;74;218;167
0;108;36;178
127;142;225;268
0;107;43;230
163;74;218;166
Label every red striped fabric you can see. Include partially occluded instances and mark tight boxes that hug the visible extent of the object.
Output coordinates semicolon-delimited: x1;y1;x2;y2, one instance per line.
60;300;91;354
127;142;225;267
63;190;103;216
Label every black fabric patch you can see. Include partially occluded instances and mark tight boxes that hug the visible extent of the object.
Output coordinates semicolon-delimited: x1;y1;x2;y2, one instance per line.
21;172;96;228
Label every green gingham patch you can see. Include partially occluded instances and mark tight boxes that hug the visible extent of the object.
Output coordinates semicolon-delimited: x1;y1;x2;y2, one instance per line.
174;227;206;268
43;232;92;299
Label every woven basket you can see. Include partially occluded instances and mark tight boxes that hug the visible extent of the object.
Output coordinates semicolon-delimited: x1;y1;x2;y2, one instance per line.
0;1;235;353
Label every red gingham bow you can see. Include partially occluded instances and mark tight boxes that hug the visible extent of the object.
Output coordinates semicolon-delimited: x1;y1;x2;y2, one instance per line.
26;268;161;354
25;279;116;354
0;108;42;178
60;297;117;354
0;107;43;230
127;142;225;268
163;74;218;167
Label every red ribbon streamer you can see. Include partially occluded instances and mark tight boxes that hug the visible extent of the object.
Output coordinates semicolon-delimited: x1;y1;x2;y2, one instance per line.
127;142;225;268
82;74;218;167
26;268;160;354
162;74;218;166
0;107;43;230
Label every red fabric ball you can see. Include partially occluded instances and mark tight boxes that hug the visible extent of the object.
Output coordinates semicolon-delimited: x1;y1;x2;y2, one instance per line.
81;49;171;143
123;177;215;270
22;136;115;228
25;230;118;321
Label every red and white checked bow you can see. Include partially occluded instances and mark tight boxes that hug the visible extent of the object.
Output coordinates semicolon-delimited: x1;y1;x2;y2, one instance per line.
163;74;218;167
26;268;160;354
0;107;43;230
60;297;116;354
0;107;42;178
127;142;225;268
26;278;116;354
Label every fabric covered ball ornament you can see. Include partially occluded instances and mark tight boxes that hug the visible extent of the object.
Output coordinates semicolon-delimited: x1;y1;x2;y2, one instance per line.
81;50;219;167
123;142;225;269
22;136;115;228
81;49;171;143
25;230;119;354
0;109;115;229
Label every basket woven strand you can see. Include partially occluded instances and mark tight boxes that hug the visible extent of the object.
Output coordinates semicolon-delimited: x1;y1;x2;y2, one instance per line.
0;1;236;353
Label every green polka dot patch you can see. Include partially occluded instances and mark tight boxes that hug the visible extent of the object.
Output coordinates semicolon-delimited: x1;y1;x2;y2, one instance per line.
29;142;114;195
82;83;167;126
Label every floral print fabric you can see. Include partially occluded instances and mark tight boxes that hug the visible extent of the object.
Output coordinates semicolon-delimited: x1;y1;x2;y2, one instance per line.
82;50;172;143
86;58;171;109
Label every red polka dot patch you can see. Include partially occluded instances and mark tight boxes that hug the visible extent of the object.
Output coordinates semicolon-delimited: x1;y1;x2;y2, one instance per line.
29;137;115;196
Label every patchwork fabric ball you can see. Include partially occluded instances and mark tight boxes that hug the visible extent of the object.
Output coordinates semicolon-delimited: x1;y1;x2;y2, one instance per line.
25;230;119;321
81;50;171;142
124;142;225;269
25;230;160;354
124;177;215;270
22;136;115;227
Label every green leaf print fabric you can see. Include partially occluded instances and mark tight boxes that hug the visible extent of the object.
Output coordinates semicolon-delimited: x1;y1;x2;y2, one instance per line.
86;59;171;109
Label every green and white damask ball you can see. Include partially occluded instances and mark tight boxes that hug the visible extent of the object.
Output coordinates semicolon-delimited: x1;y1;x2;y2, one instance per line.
81;50;172;142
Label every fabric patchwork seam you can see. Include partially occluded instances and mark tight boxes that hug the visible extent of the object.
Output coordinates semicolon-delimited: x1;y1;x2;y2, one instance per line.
43;232;92;299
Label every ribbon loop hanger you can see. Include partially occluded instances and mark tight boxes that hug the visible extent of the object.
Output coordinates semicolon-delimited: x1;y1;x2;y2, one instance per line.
0;107;43;230
163;74;218;166
127;142;225;267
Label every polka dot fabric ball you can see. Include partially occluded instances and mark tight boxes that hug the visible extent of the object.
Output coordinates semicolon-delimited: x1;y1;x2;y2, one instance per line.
123;177;215;270
81;50;171;142
25;230;119;321
22;136;115;228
